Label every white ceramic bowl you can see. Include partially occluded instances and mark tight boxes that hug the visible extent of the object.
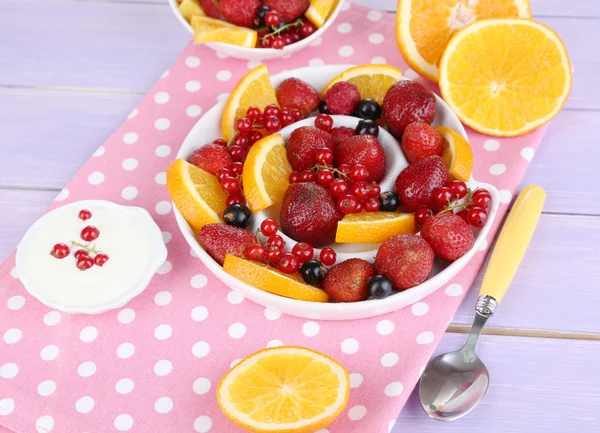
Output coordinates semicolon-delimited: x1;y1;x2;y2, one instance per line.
16;200;168;314
174;65;499;320
168;0;345;60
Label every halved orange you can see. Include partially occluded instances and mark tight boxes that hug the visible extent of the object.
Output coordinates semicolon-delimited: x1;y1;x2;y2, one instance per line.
336;212;417;244
396;0;531;82
179;0;205;22
222;64;278;141
217;346;350;433
436;126;473;182
439;19;572;136
192;16;257;49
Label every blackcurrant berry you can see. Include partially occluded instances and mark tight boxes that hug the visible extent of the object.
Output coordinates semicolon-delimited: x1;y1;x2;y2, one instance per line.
255;5;271;26
355;98;382;120
355;119;379;137
318;100;330;114
223;204;252;228
300;260;328;285
378;191;400;212
369;275;393;299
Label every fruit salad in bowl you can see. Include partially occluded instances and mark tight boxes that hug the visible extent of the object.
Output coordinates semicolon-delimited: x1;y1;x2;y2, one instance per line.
169;0;344;60
167;64;499;320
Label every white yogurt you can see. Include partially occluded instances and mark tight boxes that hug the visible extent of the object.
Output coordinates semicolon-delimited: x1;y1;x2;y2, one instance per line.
16;200;167;313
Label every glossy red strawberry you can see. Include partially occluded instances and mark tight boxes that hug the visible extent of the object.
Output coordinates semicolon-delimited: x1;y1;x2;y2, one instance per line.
382;80;436;138
401;122;444;163
421;212;474;261
322;258;375;302
188;144;233;176
197;0;225;19
263;0;309;22
394;155;448;212
276;78;320;116
198;223;257;265
220;0;261;27
285;126;336;171
330;126;355;145
323;82;361;115
334;134;386;182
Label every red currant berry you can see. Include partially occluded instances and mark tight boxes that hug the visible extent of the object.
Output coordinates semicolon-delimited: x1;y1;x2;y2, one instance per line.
74;249;88;260
217;167;234;183
315;148;334;166
473;192;492;209
364;197;381;212
432;187;453;209
264;104;281;118
281;112;295;127
232;133;249;148
94;253;109;267
236;117;253;134
320;248;336;266
457;209;469;223
267;247;282;264
290;109;303;122
77;255;94;271
278;253;300;274
329;179;349;198
351;181;369;201
350;164;368;182
264;11;281;26
289;171;301;183
230;162;244;176
245;244;267;262
338;164;351;176
299;21;317;38
364;183;381;198
292;242;314;264
221;177;241;194
314;114;334;132
300;170;317;183
317;169;335;187
449;180;468;200
246;107;262;123
467;207;488;228
51;243;70;259
415;206;432;225
289;27;301;42
248;130;264;145
228;145;246;162
261;218;279;237
261;36;273;48
264;116;282;133
272;36;286;49
226;193;246;206
337;195;359;214
81;226;99;242
268;235;285;249
213;138;228;147
79;209;92;221
283;33;294;46
355;201;363;213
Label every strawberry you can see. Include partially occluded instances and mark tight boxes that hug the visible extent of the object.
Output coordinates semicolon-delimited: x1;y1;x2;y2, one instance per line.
198;224;257;265
286;126;336;171
330;126;355;145
188;144;232;176
220;0;261;28
382;80;436;138
197;0;225;19
322;258;375;302
374;234;434;290
394;155;448;212
401;122;444;163
263;0;310;22
276;78;320;116
323;82;361;115
280;183;342;247
334;134;386;182
421;212;474;262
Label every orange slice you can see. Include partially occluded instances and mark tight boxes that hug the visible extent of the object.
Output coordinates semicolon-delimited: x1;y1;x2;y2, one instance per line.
223;255;329;302
222;64;278;141
321;64;403;105
166;158;228;233
218;346;350;433
242;134;292;213
179;0;205;22
439;19;572;136
436;126;473;182
191;16;257;49
336;212;417;243
396;0;531;82
306;0;338;28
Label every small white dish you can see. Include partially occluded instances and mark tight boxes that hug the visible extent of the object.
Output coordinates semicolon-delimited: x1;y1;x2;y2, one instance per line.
168;0;345;61
174;64;499;320
16;200;167;314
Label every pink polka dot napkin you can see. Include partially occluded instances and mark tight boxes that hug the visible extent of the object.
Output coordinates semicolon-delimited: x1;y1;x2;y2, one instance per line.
0;2;548;433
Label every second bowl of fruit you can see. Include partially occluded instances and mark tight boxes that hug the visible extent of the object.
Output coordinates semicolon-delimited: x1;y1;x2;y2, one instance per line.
170;0;345;60
167;64;499;320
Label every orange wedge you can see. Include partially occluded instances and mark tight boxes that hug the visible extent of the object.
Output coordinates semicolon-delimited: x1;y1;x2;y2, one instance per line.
191;16;257;49
436;126;473;182
223;255;329;302
218;346;350;433
222;64;278;141
439;19;572;136
336;212;417;244
396;0;531;82
166;158;228;233
306;0;338;28
242;134;292;213
179;0;205;22
321;64;403;105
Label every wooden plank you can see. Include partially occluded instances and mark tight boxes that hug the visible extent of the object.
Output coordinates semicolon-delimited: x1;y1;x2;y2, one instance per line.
392;334;600;432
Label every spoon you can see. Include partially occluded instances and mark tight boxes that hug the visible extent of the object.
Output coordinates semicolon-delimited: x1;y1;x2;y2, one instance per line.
419;185;546;421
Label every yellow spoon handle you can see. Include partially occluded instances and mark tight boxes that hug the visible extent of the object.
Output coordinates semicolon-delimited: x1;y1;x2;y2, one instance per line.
479;185;546;304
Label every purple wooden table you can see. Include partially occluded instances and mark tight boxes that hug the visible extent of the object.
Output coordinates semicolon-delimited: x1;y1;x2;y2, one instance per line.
1;0;599;431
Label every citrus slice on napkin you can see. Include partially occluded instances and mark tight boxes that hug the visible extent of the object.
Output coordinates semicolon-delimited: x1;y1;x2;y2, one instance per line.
435;126;473;182
218;346;350;433
306;0;338;28
242;134;292;213
439;19;572;137
321;64;403;105
396;0;531;82
223;255;329;302
179;0;205;22
336;212;417;243
222;64;278;141
191;16;257;49
166;158;228;232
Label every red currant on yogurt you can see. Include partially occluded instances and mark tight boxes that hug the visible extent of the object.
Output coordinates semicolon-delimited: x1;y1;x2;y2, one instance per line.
77;255;94;271
260;218;279;237
81;226;99;242
51;243;70;259
320;248;337;266
74;249;88;260
94;253;109;267
292;242;314;264
78;209;92;221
